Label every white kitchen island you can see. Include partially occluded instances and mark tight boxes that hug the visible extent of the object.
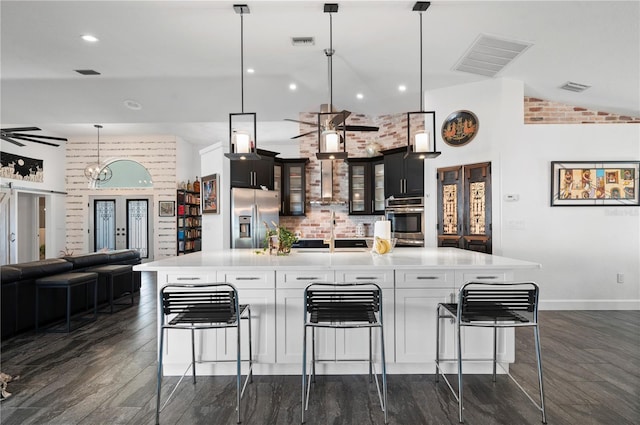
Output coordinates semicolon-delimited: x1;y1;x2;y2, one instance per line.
134;248;540;376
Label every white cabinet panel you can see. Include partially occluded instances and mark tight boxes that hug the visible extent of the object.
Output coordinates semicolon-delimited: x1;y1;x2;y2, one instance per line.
335;270;394;362
277;270;335;288
219;270;275;289
395;270;454;289
396;288;454;363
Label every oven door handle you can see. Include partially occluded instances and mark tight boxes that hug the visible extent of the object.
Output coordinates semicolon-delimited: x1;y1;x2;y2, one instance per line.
385;207;424;213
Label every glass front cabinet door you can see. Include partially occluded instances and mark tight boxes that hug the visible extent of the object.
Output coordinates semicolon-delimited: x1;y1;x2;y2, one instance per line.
348;157;384;215
277;158;309;216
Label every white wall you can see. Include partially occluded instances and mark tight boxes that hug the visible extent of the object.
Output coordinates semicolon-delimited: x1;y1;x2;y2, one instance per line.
1;139;67;262
425;78;639;309
200;142;231;251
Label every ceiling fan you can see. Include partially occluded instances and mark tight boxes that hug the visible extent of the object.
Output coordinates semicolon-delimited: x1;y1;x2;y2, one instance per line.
285;4;379;140
1;127;67;147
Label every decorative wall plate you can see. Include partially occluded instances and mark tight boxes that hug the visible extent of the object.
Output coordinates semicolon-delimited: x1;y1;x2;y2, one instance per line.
441;110;479;147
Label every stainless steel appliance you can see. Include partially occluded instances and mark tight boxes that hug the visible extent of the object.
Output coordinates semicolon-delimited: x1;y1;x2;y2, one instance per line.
384;197;424;247
231;188;279;249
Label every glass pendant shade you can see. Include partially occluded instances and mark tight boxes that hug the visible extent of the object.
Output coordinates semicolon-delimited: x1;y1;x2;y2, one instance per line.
233;131;251;154
316;111;347;160
414;131;430;153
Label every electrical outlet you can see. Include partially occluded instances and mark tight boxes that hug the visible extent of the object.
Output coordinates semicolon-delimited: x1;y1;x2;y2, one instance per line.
617;273;624;284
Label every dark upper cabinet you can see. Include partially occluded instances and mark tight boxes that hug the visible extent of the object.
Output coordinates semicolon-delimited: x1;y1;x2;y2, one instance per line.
347;157;385;215
275;158;309;216
382;147;424;198
230;149;278;189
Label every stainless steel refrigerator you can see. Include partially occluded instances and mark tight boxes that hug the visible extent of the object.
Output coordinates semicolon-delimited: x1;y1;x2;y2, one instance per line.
231;187;280;249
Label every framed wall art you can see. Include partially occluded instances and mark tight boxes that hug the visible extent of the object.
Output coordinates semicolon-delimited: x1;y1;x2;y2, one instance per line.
159;201;175;217
202;174;219;214
550;161;639;206
441;110;479;147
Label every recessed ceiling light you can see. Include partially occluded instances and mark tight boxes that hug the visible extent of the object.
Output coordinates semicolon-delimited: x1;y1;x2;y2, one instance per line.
81;34;99;43
124;99;142;110
356;93;364;99
247;68;255;74
289;83;297;91
398;85;407;92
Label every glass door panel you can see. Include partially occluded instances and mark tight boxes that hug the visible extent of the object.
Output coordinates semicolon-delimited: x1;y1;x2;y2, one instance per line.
288;165;303;215
373;162;385;212
351;164;366;213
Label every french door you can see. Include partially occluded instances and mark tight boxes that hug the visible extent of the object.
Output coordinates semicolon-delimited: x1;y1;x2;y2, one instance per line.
90;196;151;259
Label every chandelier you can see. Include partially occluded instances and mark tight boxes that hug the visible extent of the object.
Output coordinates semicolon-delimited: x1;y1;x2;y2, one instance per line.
84;124;112;184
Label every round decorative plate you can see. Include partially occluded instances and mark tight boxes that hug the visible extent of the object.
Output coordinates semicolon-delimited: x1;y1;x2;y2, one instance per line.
441;110;479;147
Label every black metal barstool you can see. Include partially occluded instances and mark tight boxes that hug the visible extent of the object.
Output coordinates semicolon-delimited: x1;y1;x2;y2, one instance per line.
156;283;253;424
301;282;388;424
435;281;546;423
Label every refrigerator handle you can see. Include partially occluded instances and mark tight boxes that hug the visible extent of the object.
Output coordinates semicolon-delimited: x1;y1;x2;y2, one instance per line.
252;203;259;248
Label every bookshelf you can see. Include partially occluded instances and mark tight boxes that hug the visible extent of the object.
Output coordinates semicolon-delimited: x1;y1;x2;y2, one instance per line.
176;189;202;255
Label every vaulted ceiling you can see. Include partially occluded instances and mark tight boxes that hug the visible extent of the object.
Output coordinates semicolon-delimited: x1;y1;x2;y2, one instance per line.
1;1;638;146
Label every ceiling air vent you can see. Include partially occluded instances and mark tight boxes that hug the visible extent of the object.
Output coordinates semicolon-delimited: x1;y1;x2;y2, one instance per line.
453;34;532;78
560;81;591;93
75;69;101;76
291;37;315;46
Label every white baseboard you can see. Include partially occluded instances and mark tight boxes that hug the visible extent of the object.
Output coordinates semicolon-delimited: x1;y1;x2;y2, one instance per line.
540;299;640;310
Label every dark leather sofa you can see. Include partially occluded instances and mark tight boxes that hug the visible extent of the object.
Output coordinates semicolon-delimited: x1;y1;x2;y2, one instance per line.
1;249;141;340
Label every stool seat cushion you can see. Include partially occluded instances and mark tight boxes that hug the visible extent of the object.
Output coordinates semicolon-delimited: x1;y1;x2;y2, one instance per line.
36;272;98;286
12;259;73;279
1;266;22;284
87;264;132;274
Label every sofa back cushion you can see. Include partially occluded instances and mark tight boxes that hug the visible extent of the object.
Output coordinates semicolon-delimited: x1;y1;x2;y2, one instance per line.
64;253;110;270
11;259;73;279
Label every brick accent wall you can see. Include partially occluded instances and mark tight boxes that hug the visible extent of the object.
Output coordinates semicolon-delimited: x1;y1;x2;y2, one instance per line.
524;97;640;124
280;112;409;240
65;136;177;259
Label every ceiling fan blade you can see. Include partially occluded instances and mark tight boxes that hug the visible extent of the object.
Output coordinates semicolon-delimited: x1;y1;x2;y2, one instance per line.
11;133;67;141
340;125;380;132
330;110;352;127
291;130;316;140
1;135;26;147
10;135;60;147
284;118;318;127
1;127;41;133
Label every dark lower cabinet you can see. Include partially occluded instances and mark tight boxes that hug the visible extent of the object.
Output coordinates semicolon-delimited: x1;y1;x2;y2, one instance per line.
382;147;424;198
230;149;278;189
437;162;492;253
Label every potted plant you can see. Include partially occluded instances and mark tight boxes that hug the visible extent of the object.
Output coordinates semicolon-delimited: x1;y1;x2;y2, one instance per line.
263;224;298;255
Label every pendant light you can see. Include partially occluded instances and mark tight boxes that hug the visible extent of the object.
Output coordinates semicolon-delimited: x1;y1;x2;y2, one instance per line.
406;2;440;159
84;124;112;184
316;3;348;161
225;4;260;161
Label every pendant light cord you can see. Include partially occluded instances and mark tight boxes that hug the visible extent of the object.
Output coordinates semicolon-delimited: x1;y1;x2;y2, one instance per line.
419;11;423;112
240;11;245;113
325;12;334;108
94;124;103;163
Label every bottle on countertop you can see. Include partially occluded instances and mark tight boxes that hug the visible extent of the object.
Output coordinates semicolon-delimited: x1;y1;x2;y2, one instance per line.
193;176;200;193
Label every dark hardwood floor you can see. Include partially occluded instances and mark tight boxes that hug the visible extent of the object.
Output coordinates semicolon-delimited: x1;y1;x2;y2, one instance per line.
1;274;638;424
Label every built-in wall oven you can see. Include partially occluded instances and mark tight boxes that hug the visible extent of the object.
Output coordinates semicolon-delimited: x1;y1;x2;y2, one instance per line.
384;197;424;247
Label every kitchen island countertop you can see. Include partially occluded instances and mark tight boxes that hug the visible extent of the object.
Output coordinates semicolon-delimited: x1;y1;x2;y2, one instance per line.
134;247;540;272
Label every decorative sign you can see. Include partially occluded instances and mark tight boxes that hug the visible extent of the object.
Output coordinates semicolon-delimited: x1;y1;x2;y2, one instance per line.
0;151;44;182
550;161;639;206
441;110;479;147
